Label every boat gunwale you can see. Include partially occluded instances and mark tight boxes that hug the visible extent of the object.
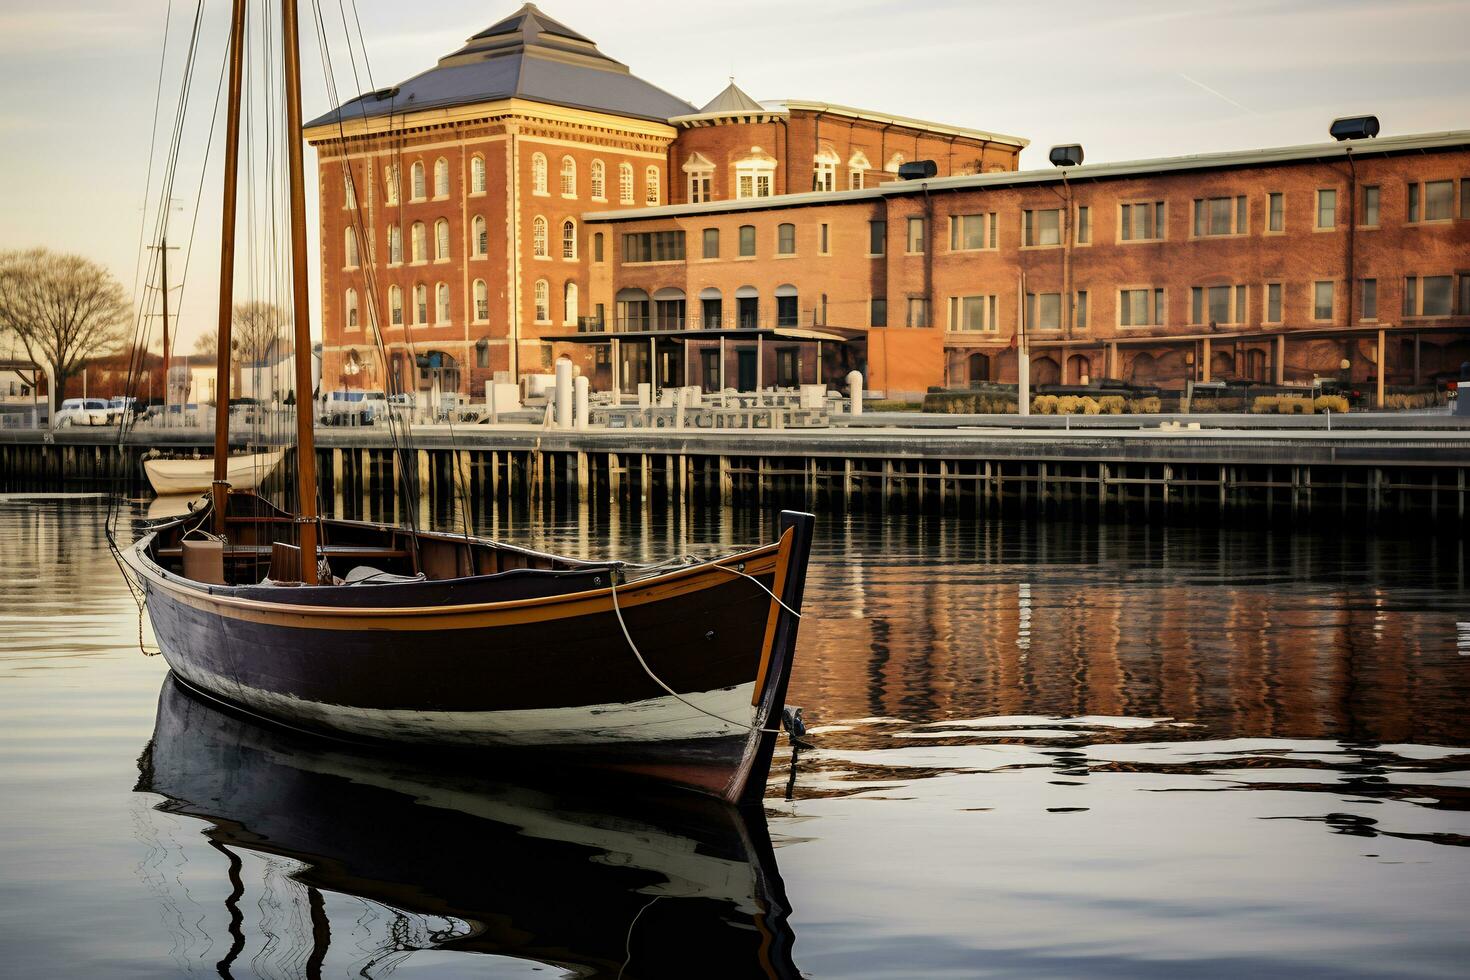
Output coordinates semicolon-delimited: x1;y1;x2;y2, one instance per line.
123;524;785;622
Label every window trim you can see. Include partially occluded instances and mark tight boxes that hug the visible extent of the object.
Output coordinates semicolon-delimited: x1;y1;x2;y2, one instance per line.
1116;286;1167;328
1021;207;1063;249
1117;200;1166;243
1266;192;1285;235
1263;281;1284;324
1314;188;1337;231
1311;279;1336;321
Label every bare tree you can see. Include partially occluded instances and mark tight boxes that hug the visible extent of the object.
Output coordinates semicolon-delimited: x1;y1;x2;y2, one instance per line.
194;301;290;364
0;248;131;410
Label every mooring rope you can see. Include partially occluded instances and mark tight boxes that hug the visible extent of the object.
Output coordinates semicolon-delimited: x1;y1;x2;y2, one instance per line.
607;571;782;736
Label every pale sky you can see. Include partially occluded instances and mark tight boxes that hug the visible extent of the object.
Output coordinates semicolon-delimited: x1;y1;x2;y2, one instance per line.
1;0;1467;353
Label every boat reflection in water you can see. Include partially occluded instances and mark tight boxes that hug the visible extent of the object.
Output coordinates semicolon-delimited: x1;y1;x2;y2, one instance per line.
135;675;799;978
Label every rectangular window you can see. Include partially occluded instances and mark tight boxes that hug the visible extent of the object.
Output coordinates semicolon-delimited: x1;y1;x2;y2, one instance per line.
702;228;719;259
739;225;756;257
906;297;930;327
1074;290;1088;329
1268;192;1284;232
1266;283;1282;323
1461;275;1470;316
688;173;712;204
1405;275;1454;316
1408;183;1420;222
1119;201;1165;241
777;223;796;255
1023;208;1061;246
1462;179;1470;219
870;297;887;327
1190;285;1245;325
1026;292;1061;330
1313;280;1335;320
1119;288;1164;326
1316;189;1336;229
906;217;926;253
1192;195;1247;236
949;213;995;251
1361;278;1377;320
622;230;685;263
593;233;604;262
869;220;886;255
1362;185;1380;226
948;295;996;332
820;223;830;254
1075;206;1091;244
1424;180;1454;220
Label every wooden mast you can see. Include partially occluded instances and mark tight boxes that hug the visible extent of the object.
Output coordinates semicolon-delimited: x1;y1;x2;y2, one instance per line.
281;0;320;583
210;0;247;532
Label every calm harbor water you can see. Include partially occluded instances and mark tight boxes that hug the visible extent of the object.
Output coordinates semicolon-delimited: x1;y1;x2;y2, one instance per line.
1;495;1467;978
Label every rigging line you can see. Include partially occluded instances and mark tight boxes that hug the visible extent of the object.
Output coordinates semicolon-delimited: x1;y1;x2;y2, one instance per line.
131;0;177;303
311;0;421;540
607;574;780;736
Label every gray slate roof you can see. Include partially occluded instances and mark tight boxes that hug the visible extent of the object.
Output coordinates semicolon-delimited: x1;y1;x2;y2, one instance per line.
699;80;765;114
305;4;695;130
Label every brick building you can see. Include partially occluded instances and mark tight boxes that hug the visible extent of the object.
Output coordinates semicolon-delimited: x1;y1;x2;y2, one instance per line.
304;3;1022;401
583;131;1470;401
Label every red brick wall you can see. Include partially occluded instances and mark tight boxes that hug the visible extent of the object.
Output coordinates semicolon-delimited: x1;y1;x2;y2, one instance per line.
596;143;1470;398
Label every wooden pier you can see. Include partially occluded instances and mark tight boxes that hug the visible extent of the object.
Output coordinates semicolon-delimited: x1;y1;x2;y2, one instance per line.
2;420;1467;524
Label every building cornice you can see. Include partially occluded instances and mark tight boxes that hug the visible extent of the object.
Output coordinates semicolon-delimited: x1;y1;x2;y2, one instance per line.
306;98;678;145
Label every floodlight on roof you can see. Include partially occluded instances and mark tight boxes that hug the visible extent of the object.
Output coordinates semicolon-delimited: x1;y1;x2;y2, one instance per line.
1330;116;1379;141
1049;144;1083;167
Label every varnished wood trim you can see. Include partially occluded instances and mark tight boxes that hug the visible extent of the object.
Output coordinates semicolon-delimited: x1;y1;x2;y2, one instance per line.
129;541;779;632
750;528;795;705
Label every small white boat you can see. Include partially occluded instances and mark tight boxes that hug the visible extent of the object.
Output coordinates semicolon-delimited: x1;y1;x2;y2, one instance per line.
143;449;284;495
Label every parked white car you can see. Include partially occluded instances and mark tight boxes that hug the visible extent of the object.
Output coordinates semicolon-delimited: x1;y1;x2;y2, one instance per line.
54;397;117;427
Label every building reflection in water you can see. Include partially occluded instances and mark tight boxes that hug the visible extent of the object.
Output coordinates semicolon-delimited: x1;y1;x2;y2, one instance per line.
134;677;799;979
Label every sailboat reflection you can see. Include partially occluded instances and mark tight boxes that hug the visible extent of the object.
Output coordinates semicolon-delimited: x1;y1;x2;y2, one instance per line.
136;675;800;978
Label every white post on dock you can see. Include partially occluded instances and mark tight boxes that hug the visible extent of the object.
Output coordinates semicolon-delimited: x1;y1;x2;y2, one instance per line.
574;375;589;429
611;339;621;406
847;370;863;416
1017;272;1031;417
554;357;573;429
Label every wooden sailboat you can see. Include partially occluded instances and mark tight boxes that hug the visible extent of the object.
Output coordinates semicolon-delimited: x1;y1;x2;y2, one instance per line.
123;0;813;805
138;676;799;976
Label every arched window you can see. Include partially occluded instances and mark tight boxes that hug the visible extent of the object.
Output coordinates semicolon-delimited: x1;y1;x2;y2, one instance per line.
342;169;356;208
534;279;549;323
590;159;606;199
410;221;426;263
413;283;428;324
436;282;450;324
645;165;660;205
532;216;547;258
345;288;359;329
473;279;488;322
848;151;871;190
384;163;399;204
735;154;775;199
388;285;403;325
618;163;634;204
813;147;839;192
433;157;449;197
531;153;548;195
435;218;450;260
560;156;576;197
411;161;426;200
564;281;578;325
561;219;576;259
472;215;487;257
388;224;402;264
344;227;359;267
470;155;486;194
593;231;604;262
